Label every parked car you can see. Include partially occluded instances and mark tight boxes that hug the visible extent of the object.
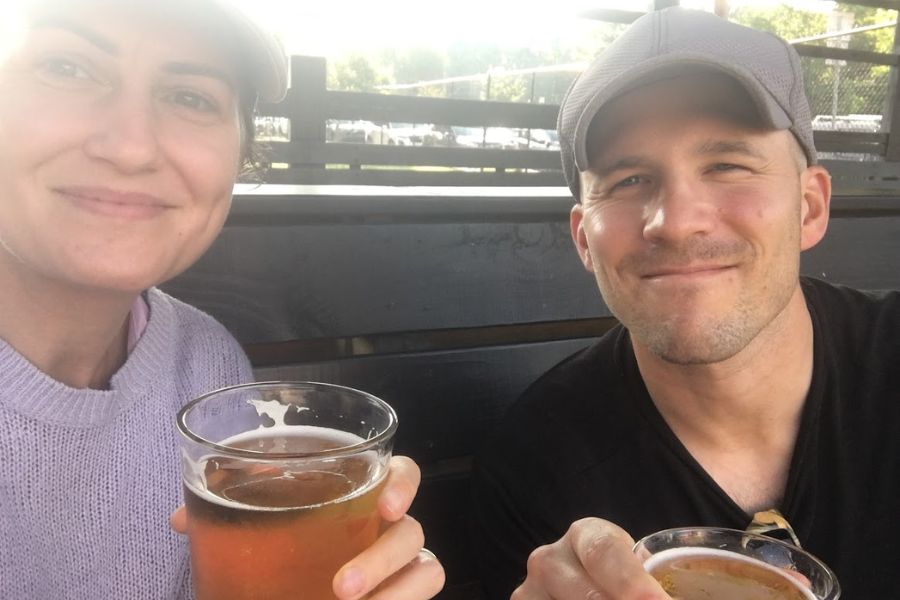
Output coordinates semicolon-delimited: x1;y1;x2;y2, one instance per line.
518;128;560;150
384;123;445;146
327;120;391;144
451;126;521;150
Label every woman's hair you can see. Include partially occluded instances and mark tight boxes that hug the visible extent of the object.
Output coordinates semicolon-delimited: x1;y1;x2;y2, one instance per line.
237;85;266;181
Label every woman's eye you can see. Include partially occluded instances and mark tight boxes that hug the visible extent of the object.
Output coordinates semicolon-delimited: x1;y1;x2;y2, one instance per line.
170;90;219;113
37;57;91;81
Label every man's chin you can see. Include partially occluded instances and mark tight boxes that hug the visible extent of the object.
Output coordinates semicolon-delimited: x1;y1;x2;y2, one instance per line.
632;321;749;366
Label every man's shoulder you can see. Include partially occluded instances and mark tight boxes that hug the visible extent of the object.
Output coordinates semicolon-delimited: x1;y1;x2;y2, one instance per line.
494;325;633;445
802;277;900;334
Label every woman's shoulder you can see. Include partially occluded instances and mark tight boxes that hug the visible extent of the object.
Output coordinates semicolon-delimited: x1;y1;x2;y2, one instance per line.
142;288;253;383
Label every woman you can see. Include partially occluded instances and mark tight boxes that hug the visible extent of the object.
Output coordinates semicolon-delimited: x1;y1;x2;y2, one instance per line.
0;0;444;598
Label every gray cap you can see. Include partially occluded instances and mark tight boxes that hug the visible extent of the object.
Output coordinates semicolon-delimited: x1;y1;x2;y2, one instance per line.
204;0;289;103
558;8;816;197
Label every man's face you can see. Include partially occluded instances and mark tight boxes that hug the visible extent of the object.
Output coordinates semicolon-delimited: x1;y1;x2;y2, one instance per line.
571;73;829;365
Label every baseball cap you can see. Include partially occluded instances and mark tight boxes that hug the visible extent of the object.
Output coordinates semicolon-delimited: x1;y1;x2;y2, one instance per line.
204;0;288;103
558;8;816;198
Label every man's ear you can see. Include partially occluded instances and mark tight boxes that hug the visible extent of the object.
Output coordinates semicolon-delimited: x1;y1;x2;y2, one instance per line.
799;165;831;251
570;203;594;273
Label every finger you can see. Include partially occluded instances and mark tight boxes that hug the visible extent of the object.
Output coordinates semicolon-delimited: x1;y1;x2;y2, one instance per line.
333;515;425;600
367;549;446;600
169;505;187;534
378;456;421;522
569;519;669;599
510;579;555;600
517;538;597;600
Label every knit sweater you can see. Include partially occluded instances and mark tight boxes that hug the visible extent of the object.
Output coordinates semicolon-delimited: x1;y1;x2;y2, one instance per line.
0;288;254;599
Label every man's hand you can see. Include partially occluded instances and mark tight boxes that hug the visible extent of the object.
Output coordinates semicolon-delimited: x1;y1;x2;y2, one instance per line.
511;518;670;600
170;455;444;600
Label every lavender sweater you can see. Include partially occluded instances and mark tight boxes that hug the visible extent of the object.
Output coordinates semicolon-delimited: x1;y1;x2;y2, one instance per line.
0;288;254;598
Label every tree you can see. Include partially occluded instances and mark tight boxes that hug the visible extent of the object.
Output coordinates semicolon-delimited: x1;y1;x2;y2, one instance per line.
328;54;385;92
732;3;895;118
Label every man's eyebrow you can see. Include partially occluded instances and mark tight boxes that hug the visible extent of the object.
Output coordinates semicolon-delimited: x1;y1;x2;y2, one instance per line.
696;139;766;160
163;62;235;90
31;17;118;55
591;155;649;180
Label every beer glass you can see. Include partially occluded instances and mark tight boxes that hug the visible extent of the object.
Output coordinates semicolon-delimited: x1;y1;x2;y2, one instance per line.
634;527;840;600
177;381;397;600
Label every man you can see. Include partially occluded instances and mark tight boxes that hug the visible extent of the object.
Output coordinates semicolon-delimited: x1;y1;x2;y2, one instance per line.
470;8;900;600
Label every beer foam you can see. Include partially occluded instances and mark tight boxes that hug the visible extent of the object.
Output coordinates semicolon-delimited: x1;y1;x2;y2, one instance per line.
186;426;385;512
248;397;309;427
644;547;818;600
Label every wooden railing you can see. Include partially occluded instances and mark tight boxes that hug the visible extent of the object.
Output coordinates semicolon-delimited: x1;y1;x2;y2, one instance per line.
252;12;900;192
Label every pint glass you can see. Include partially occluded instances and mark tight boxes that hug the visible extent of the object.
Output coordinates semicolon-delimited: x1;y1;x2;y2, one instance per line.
177;381;397;600
634;527;840;600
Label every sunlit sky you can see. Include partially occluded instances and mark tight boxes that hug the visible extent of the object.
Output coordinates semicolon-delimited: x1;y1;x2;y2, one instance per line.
238;0;838;57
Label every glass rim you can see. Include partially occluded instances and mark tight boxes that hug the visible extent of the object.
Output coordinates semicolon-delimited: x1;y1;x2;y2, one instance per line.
633;526;839;585
176;380;398;460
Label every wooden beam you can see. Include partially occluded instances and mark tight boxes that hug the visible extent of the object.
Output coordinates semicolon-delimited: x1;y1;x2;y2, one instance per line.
268;141;561;170
793;43;899;66
265;56;328;168
840;0;900;10
325;91;560;129
814;130;888;154
261;168;566;188
885;15;900;161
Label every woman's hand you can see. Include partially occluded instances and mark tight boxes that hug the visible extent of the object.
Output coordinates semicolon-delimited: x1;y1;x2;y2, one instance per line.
170;455;445;600
332;456;444;599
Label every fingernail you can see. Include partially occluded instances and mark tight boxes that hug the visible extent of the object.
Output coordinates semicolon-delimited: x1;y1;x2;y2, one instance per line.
337;567;364;598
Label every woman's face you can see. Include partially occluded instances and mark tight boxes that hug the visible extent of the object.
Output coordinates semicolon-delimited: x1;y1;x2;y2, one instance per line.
0;1;242;294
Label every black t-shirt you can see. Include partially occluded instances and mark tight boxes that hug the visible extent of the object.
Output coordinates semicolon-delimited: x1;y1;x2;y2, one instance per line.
470;278;900;599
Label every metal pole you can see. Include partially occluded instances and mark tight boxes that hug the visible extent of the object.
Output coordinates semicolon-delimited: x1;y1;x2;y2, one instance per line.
832;63;841;121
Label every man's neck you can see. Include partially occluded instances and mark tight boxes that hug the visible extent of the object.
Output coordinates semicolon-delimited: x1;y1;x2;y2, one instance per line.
0;259;136;390
632;284;814;512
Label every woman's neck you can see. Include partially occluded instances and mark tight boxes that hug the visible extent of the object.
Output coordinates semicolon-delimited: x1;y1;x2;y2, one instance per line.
0;260;137;390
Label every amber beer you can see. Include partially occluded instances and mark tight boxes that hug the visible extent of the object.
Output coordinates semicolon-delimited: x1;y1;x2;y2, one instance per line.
178;382;397;600
644;548;816;600
635;527;840;600
185;426;386;600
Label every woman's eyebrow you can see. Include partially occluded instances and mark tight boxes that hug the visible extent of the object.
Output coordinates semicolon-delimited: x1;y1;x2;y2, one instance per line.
29;17;234;90
30;17;118;55
163;62;235;90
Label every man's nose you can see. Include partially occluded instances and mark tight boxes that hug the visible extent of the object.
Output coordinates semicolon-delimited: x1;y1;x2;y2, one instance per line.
642;175;716;243
82;92;162;174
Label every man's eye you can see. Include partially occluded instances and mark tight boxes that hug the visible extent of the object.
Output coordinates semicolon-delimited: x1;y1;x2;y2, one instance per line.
611;175;646;190
710;163;744;172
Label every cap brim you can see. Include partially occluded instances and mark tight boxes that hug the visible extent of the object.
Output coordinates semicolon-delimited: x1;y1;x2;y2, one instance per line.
572;54;793;172
213;1;288;103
